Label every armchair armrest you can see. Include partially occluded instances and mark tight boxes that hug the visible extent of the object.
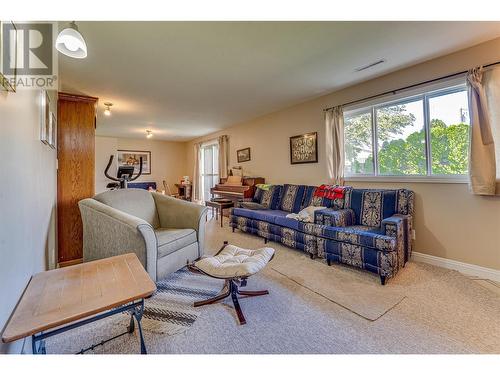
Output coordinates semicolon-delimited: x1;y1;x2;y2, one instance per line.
382;214;413;264
78;198;158;281
314;208;355;227
152;193;208;258
381;214;410;237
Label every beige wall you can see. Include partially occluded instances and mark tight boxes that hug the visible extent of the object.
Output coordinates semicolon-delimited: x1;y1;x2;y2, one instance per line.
95;136;187;194
0;89;58;353
185;37;500;270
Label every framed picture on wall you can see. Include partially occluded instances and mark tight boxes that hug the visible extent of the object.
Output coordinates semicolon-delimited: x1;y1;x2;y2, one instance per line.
237;147;251;163
290;132;318;164
0;21;18;92
117;150;151;175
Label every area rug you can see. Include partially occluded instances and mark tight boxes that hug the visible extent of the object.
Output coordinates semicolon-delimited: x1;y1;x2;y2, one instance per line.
124;267;224;335
271;251;406;321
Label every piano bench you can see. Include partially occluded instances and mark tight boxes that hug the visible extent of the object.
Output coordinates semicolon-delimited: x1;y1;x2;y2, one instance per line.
205;200;235;228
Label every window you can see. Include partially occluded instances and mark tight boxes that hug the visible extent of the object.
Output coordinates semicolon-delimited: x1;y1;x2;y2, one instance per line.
376;98;426;176
344;82;470;179
200;142;219;202
428;90;469;175
344;110;373;175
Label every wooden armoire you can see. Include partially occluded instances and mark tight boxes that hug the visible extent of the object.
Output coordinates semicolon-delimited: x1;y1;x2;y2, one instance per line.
57;93;98;266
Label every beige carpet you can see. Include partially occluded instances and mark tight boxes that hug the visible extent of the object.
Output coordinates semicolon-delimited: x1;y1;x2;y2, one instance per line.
271;251;405;320
45;218;500;354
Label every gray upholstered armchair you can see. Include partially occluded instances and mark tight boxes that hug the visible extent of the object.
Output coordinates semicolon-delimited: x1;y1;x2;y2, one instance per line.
79;189;207;282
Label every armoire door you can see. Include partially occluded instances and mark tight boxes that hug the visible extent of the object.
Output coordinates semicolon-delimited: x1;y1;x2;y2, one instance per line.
57;93;98;265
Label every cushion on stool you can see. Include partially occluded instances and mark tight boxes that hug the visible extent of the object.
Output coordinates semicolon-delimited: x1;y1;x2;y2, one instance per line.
195;244;275;278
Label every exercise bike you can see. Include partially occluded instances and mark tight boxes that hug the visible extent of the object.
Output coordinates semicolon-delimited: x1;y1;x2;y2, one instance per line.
104;155;143;189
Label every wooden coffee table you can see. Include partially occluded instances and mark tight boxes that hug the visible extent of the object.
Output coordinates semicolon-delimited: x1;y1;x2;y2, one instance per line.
205;200;234;228
1;253;156;354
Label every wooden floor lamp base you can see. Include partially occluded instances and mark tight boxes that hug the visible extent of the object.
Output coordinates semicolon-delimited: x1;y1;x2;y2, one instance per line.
193;279;269;325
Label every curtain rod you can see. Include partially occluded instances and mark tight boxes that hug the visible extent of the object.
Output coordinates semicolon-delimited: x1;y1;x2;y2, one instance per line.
323;60;500;112
196;134;227;146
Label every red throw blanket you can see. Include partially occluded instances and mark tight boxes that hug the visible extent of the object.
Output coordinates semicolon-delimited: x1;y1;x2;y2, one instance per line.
314;185;346;200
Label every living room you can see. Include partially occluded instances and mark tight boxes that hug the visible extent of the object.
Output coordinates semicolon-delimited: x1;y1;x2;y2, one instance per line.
1;1;499;373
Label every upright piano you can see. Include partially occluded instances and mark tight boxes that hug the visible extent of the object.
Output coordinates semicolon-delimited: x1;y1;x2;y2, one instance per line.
210;176;265;203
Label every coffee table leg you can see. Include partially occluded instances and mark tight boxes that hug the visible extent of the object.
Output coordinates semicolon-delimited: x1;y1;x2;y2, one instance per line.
31;334;37;354
133;299;147;354
128;313;135;333
32;334;46;354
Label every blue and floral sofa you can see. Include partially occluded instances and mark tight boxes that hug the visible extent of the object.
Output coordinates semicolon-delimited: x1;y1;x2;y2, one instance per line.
229;184;414;285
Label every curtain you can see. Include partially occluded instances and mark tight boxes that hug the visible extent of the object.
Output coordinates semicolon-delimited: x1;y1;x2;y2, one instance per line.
484;67;500;186
192;142;202;202
218;135;229;179
325;106;345;185
467;67;497;195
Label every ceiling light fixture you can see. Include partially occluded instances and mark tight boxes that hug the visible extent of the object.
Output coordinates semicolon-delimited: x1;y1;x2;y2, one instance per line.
55;21;88;59
355;59;386;72
146;130;153;138
104;102;113;116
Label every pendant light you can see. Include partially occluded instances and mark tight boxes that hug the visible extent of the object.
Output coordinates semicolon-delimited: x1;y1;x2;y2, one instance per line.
56;21;87;59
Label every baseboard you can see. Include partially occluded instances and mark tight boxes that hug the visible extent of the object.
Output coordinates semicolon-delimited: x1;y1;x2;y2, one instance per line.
412;252;500;282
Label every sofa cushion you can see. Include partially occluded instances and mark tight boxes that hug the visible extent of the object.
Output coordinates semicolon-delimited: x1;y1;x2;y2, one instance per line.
253;185;283;209
94;188;160;228
155;228;197;258
253;187;264;203
252;214;319;239
232;208;288;224
274;216;302;231
278;184;306;213
344;189;398;227
261;185;282;209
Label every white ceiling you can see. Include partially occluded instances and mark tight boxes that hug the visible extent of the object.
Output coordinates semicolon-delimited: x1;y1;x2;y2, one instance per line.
59;21;500;141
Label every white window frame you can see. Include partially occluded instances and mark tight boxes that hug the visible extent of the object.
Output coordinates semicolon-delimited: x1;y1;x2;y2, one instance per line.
344;77;470;184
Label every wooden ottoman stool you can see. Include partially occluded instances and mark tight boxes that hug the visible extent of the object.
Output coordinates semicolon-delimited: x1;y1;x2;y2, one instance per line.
189;241;275;325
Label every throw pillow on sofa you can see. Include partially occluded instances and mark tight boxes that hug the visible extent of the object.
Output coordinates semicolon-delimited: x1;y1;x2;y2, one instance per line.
253;185;282;209
279;184;306;213
239;201;266;210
